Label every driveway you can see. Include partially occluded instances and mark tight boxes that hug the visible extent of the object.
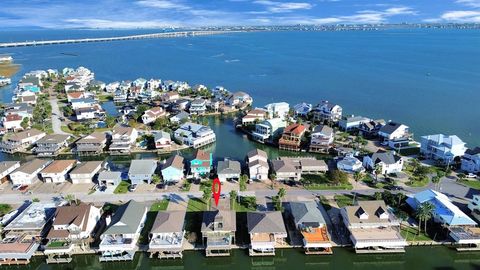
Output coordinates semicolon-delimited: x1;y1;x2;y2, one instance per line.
49;97;69;135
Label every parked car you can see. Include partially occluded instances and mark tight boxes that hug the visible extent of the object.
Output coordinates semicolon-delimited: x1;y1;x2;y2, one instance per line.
99;185;107;192
466;173;478;179
128;184;138;192
18;185;29;191
12;184;22;191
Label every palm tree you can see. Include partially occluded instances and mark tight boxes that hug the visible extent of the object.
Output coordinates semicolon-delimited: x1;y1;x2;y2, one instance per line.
415;202;435;234
277;188;286;202
353;171;363;186
374;164;382;182
229;190;238;210
202;189;211;209
64;194;76;205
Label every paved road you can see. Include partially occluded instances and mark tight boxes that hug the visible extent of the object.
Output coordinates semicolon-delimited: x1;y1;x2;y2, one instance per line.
49;97;69;135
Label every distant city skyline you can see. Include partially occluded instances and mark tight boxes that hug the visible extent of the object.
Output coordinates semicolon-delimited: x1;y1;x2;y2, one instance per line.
1;0;480;29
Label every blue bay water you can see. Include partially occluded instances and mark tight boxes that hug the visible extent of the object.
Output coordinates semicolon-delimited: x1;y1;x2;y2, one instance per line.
1;29;479;145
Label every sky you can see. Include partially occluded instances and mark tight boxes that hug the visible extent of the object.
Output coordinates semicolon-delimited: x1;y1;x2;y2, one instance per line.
0;0;480;29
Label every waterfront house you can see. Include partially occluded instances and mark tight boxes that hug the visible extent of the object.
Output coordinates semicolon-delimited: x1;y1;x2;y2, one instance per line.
252;118;286;143
339;115;371;132
341;200;407;253
161;155;184;184
109;125;138;154
309;125;334;153
33;134;70;157
0;202;56;265
407;190;480;249
264;102;290;121
247;211;287;256
378;121;410;141
75;131;107;155
113;89;127;103
106;82;120;93
169;111;190;124
190;149;212;178
70;98;96;110
468;195;480;214
162;91;180;102
174;122;216;149
293;102;312;117
312;101;342;123
99;200;148;262
363;150;403;175
66;91;85;102
173;99;190;111
3;103;34;121
279;123;307;152
0;129;46;154
289;201;332;254
461;147;480;174
75;105;105;121
0;161;20;183
279;157;328;174
153;131;172;150
359;119;386;138
241;108;267;126
246;149;269;181
10;158;51;185
98;171;122;187
69;161;103;184
226;91;252;107
40;160;76;183
189;98;207;115
128;160;157;185
44;203;102;263
1;114;24;132
270;159;301;182
142;107;167;124
149;210;186;259
216;159;241;182
420;134;467;164
201;205;236;257
337;154;364;173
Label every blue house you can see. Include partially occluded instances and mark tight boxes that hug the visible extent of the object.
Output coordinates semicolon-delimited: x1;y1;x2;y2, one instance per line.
161;155;185;183
190;150;212;178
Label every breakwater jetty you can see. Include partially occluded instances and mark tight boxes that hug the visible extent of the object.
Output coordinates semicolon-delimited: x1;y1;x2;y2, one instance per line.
0;30;245;48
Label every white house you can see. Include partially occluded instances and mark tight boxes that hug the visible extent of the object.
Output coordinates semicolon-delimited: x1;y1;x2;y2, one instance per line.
363;151;403;175
69;161;103;184
247;149;269;181
247;211;287;256
293;102;312;117
0;128;46;154
174;122;216;149
252;118;286;143
420;134;467;164
148;210;186;259
264;102;290;121
128;160;157;185
339;115;371;132
40;160;76;183
154;131;172;149
309;125;334;153
0;161;21;182
241;108;267;126
378;122;410;141
337;154;364;173
109;126;139;154
312;101;342;123
142;107;167;124
189;99;207;115
10;158;51;185
2;113;25;132
462;147;480;174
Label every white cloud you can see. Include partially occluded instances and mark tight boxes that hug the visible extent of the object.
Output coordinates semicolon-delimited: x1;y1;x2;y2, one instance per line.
455;0;480;8
253;0;313;13
440;10;480;22
135;0;190;10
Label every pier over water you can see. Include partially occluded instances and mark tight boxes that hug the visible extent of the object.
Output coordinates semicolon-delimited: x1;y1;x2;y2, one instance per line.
0;30;245;48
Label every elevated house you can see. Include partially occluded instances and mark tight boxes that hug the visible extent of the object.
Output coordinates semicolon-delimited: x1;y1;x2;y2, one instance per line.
75;131;107;156
247;211;287;256
264;102;290;121
407;190;480;250
174;122;216;149
153;131;172;150
142;107;167;125
293;102;312;117
10;158;51;185
40;160;76;183
33;134;70;157
44;203;102;264
290;201;332;254
1;114;24;132
0;161;20;183
98;171;122;187
216;159;241;182
190;150;212;178
201;205;236;257
226;91;252;107
271;159;301;182
161;155;184;184
279;123;307;152
241;108;267;126
169;111;190;124
128;160;157;185
246;149;269;181
252;118;286;143
359;119;385;138
420;134;467;165
0;129;46;154
99;200;148;262
378;121;411;143
312;101;342;123
148;210;187;259
109;126;138;154
341;200;407;253
69;161;103;184
75;105;105;121
363;150;403;175
337;154;364;173
189;99;207;115
339;115;372;132
461;147;480;174
309;125;334;153
0;202;56;265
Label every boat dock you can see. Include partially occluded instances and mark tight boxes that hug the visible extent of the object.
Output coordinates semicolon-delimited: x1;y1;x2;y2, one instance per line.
0;30;245;48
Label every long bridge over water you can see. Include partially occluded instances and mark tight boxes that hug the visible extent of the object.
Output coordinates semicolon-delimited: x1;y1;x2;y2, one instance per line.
0;30;245;48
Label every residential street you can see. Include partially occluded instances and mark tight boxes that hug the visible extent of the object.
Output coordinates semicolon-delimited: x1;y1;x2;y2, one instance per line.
49;97;69;135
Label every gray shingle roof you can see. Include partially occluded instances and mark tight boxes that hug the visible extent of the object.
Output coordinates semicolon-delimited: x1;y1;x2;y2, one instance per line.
247;148;268;159
290;201;326;227
217;159;241;175
247;211;287;234
201;210;237;233
370;151;401;165
150;211;186;233
103;200;147;235
128;160;157;175
163;155;184;170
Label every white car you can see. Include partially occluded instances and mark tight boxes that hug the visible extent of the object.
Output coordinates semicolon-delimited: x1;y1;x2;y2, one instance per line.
466;173;478;179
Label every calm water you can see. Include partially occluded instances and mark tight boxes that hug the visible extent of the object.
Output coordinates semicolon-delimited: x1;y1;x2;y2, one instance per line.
3;247;480;270
0;29;479;145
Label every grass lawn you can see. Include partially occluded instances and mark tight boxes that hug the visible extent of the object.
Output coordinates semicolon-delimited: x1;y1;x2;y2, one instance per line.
334;194;373;208
318;196;332;211
406;176;430;187
302;174;353;190
181;180;192;192
60;125;74;134
187;198;208;212
232;196;257;212
400;226;432;241
113;180;131;194
459;179;480;190
0;204;12;216
199;180;212;192
150;199;169;212
47;240;69;248
98;94;113;102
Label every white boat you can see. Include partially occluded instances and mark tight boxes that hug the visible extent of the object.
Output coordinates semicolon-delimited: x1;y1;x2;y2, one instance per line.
0;76;12;87
0;55;13;62
0;209;18;226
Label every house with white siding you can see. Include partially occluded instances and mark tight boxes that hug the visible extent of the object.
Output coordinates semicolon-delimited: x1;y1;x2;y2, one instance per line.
10;158;51;185
363;151;403;175
420;134;467;164
69;161;103;184
312;101;342;123
246;149;269;181
40;160;76;183
462;147;480;174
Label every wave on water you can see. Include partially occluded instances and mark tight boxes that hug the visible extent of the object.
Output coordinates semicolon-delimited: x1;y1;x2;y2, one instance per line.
211;53;224;58
225;59;240;63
